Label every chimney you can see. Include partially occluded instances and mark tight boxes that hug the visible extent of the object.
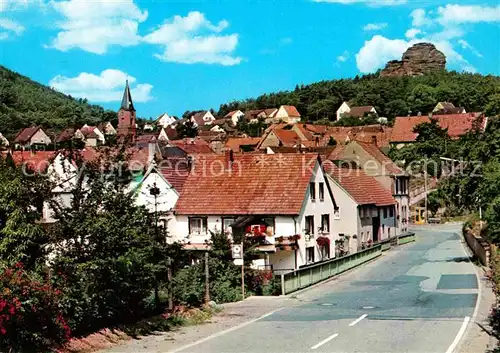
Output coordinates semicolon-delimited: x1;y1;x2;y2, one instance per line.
225;149;234;170
371;135;377;145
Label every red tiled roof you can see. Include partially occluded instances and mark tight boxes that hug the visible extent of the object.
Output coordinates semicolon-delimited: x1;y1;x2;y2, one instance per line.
224;110;240;118
169;138;213;154
157;157;190;192
324;163;396;206
282;105;301;117
355;141;404;175
321;125;391;148
391;113;485;143
175;153;320;215
15;127;40;143
135;134;157;143
56;128;75;143
274;129;300;146
225;137;262;152
264;108;278;117
79;126;98;138
10;151;55;172
326;145;347;161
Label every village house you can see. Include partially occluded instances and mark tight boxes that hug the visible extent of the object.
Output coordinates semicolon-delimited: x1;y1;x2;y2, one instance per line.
0;132;10;148
97;122;117;136
324;162;397;253
190;111;216;127
174;152;339;271
336;101;378;121
432;102;466;115
14;126;52;150
269;105;301;124
225;137;262;152
243;109;267;124
168;137;213;154
156;113;177;128
390;113;487;149
224;110;245;126
327;140;410;235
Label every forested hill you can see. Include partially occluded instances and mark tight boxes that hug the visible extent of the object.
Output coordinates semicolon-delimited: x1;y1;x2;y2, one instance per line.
218;71;500;121
0;65;116;139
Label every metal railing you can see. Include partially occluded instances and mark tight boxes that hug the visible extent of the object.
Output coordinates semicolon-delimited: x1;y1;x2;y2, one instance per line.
280;245;382;295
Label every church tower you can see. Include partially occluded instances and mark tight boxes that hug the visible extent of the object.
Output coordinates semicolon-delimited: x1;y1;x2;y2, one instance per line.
117;80;136;142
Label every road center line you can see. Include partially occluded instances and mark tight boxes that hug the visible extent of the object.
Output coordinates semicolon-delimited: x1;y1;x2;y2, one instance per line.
311;333;339;350
349;314;368;327
445;316;470;353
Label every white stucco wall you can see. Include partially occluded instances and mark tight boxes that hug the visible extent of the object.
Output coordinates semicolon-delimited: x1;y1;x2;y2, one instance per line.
336;102;351;121
31;129;51;145
133;171;179;213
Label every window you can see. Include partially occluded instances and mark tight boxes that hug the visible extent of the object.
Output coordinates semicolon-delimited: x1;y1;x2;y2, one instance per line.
189;217;207;235
310;182;316;201
320;243;329;260
321;214;330;233
305;215;315;235
306;247;315;264
319;182;325;201
223;217;235;234
395;179;400;194
334;209;340;220
389;207;394;218
383;208;388;219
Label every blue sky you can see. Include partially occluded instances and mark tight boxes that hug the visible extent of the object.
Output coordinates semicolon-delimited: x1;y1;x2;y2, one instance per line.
1;0;499;119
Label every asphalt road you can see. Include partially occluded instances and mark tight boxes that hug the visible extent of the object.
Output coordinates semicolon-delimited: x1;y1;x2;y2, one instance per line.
174;224;479;353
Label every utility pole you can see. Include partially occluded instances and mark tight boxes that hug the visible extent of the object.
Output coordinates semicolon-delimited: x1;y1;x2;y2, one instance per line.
204;251;210;305
424;159;428;224
241;241;245;300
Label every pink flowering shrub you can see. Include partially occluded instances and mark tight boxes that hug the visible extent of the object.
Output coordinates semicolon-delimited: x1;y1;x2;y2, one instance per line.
0;263;70;352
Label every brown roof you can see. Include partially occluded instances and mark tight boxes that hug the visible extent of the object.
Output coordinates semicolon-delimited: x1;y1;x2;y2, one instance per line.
9;151;55;172
355;141;404;175
391;113;486;143
56;128;76;143
344;106;376;118
324;163;396;206
321;125;391;148
264;108;278;117
224;110;241;118
15;127;40;143
225;137;262;152
282;105;301;117
79;126;98;138
191;111;212;126
169;137;213;154
274;129;300;146
157;157;190;192
175;153;320;215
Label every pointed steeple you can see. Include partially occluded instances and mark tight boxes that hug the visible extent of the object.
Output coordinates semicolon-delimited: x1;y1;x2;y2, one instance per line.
120;80;135;112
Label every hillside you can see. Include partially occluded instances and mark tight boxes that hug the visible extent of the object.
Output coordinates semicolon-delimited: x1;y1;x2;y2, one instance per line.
0;66;116;139
218;71;500;122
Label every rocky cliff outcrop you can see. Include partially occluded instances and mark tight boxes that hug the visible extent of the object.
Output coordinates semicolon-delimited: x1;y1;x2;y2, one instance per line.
380;43;446;77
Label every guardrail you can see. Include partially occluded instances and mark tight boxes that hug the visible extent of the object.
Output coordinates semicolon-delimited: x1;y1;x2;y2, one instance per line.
280;245;382;295
398;232;416;245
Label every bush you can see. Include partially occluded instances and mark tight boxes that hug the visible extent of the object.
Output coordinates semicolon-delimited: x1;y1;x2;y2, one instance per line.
0;263;70;353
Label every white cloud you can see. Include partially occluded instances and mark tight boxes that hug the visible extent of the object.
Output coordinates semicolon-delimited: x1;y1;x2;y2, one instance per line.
144;11;241;65
313;0;407;6
458;39;483;58
0;18;25;39
363;22;388;31
405;28;421;39
0;0;41;12
49;0;148;54
410;8;433;27
437;4;500;25
337;50;350;63
49;69;153;103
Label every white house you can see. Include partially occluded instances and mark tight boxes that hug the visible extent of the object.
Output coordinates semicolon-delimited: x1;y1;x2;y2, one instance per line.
156;113;177;128
158;128;169;142
174;152;339;271
272;105;301;124
324;162;397;253
224;110;245;126
336;102;378;121
0;133;9;147
14;127;51;149
97;122;117;136
191;111;216;127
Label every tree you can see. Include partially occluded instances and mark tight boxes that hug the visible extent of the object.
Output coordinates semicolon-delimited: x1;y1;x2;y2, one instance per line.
176;120;198;138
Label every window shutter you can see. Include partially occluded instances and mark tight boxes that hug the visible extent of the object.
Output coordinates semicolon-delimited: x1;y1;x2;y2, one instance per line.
188;217;192;234
203;217;208;233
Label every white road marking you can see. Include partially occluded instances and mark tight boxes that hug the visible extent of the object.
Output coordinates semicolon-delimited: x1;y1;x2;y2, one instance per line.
167;308;283;353
310;333;339;350
349;314;368;327
362;306;375;309
445;316;470;353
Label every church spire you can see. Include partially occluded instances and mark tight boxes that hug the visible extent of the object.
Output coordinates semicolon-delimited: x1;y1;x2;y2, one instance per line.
120;80;135;112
